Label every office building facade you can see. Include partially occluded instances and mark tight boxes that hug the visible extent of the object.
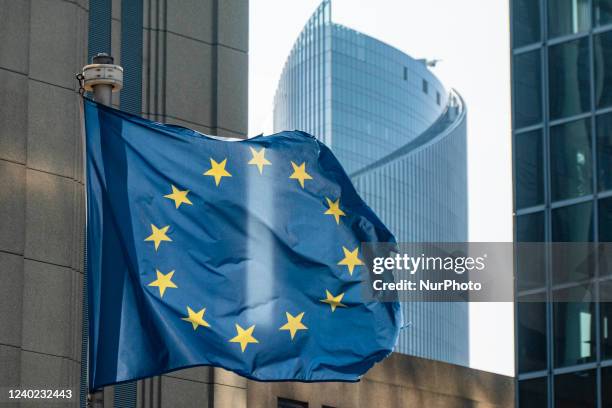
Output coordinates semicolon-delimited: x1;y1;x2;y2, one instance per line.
0;0;248;407
273;0;469;366
511;0;612;406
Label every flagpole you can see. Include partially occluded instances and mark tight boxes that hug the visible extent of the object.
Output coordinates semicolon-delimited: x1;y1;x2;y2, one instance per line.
80;53;123;408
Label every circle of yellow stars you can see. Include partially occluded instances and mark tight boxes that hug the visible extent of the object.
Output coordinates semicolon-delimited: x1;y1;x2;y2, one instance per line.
143;145;365;352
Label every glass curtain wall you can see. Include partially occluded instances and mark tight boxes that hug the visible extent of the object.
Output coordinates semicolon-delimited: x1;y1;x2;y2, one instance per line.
511;0;612;405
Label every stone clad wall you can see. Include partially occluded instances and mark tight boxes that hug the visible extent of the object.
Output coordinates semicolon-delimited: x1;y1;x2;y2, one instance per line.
247;353;515;408
0;1;88;407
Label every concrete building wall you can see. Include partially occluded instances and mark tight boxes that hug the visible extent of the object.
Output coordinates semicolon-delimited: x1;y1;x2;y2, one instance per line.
0;2;89;407
248;353;515;408
0;0;248;407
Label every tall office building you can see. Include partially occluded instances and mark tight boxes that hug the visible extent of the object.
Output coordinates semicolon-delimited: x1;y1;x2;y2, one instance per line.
273;0;469;366
0;0;248;407
511;0;612;406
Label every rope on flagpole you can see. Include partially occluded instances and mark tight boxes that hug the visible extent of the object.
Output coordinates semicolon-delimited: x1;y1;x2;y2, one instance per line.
76;75;91;408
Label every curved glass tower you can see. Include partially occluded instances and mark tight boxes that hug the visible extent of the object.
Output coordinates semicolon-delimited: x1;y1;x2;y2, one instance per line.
273;0;469;366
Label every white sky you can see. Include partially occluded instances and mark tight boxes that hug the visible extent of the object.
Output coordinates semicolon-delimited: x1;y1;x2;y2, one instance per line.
249;0;514;376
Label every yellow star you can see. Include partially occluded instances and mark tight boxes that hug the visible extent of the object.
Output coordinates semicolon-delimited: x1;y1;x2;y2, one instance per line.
320;290;347;312
248;147;271;174
229;324;258;352
181;306;211;330
279;312;308;340
338;246;364;275
289;161;313;188
144;224;172;251
203;158;232;186
164;185;193;209
148;269;178;297
324;197;346;224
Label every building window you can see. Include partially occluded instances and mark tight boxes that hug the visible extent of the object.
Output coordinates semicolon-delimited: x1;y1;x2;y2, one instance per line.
604;366;612;406
551;207;596;282
422;79;428;94
548;38;591;120
554;370;597;408
597;112;612;192
515;129;544;209
595;31;612;109
601;281;612;359
552;202;593;242
278;398;308;408
513;51;542;129
553;286;596;367
516;212;545;242
600;198;612;282
403;66;408;80
548;0;591;38
518;377;547;408
436;91;441;105
516;212;546;290
550;118;592;202
594;0;612;26
552;202;594;284
512;0;541;48
517;295;548;373
601;196;612;242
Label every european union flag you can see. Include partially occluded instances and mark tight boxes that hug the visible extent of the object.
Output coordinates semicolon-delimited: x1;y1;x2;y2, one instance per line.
84;98;401;390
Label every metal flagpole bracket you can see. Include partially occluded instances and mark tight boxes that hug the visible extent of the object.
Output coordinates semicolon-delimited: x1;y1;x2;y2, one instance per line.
81;53;123;106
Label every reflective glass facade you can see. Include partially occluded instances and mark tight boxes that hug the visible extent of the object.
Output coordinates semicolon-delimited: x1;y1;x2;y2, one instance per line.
273;1;447;175
274;0;468;366
511;0;612;405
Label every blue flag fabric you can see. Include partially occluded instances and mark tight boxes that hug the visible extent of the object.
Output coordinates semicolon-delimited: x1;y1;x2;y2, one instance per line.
84;98;401;390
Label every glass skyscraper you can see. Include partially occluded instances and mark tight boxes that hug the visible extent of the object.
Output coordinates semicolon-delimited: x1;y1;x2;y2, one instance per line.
273;0;469;366
511;0;612;406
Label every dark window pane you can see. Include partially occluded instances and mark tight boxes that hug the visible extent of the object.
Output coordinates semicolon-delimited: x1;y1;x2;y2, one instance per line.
601;197;612;241
604;366;612;408
552;203;594;283
278;398;308;408
517;212;545;242
518;296;548;372
600;198;612;276
602;281;612;360
549;38;591;120
422;79;428;94
595;31;612;109
594;0;612;25
516;212;546;290
548;0;591;38
554;370;597;408
518;377;548;408
550;119;593;201
513;0;541;47
513;51;542;128
515;130;544;209
597;112;612;191
553;286;595;367
552;202;593;242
